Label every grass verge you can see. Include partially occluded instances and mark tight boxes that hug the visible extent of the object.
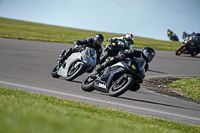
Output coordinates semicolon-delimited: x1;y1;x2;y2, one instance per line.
166;77;200;101
0;87;199;133
0;17;182;51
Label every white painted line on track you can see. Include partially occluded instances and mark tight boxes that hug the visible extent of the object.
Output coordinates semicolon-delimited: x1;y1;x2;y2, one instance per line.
0;80;200;122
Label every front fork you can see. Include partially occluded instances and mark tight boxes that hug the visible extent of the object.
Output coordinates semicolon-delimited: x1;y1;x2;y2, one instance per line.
57;50;66;67
58;50;66;60
116;74;127;84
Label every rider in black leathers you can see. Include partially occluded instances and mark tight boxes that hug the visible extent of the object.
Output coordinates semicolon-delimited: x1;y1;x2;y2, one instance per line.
95;47;156;91
99;33;134;64
182;32;200;51
182;31;200;39
58;34;104;66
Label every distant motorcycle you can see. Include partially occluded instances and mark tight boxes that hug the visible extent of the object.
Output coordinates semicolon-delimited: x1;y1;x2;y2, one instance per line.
81;56;147;97
51;46;97;81
175;35;200;56
99;39;132;64
168;33;179;42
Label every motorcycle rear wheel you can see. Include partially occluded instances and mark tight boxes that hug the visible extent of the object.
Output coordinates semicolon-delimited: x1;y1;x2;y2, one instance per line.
51;65;60;78
81;75;96;92
66;63;85;81
109;76;134;97
191;51;197;57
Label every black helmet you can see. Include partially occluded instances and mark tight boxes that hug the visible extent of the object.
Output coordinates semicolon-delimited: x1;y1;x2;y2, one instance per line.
94;34;104;46
141;47;155;62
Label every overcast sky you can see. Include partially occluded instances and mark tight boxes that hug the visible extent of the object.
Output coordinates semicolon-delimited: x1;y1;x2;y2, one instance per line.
0;0;200;41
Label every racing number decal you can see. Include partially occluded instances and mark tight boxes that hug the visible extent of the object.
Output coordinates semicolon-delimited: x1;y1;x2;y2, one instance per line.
132;65;136;69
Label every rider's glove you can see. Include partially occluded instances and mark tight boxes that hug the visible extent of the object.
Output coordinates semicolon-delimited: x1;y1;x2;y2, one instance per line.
108;38;112;42
74;40;80;47
74;44;79;48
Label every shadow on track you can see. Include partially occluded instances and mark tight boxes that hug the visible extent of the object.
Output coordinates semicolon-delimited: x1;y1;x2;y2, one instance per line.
148;69;166;74
118;95;200;112
89;91;200;112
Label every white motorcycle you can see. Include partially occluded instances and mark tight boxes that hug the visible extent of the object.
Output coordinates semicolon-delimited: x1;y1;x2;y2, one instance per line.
51;46;97;81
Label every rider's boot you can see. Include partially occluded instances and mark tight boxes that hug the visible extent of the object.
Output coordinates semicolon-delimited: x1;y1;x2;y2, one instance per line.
58;48;73;67
58;50;66;60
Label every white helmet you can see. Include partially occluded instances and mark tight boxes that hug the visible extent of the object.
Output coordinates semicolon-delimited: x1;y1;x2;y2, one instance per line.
125;33;133;42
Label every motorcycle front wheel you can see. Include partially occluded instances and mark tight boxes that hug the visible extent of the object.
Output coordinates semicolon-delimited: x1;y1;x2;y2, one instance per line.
175;45;187;55
81;74;96;92
109;75;134;97
51;65;60;78
66;62;85;81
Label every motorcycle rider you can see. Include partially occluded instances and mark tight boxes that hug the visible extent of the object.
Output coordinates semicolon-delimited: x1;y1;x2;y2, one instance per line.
182;31;195;39
182;31;200;39
95;47;156;91
182;31;200;51
58;33;104;67
167;29;173;38
109;32;134;50
167;29;179;41
99;32;134;64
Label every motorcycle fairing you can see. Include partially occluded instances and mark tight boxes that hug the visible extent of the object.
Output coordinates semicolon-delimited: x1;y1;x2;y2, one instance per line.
182;35;200;54
187;42;198;53
132;58;146;79
105;40;124;51
106;66;126;89
93;66;126;93
81;47;97;68
57;47;97;77
57;52;82;77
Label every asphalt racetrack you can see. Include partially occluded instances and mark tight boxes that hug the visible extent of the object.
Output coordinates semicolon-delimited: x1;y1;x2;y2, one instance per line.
0;38;200;125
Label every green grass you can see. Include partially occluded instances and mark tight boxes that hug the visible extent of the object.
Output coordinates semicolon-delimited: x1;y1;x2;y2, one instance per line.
0;87;199;133
0;17;182;51
167;77;200;101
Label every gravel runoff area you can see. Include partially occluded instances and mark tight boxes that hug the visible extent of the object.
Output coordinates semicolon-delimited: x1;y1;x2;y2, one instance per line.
141;76;200;104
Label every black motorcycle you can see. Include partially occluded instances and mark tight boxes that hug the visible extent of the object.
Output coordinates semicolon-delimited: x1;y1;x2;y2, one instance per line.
81;57;146;97
175;35;200;56
168;33;179;42
99;39;131;64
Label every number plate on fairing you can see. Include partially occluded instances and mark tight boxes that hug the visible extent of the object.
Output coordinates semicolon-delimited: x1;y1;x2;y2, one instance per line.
98;83;107;89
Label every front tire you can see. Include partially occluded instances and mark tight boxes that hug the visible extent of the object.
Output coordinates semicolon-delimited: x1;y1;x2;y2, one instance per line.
51;65;60;78
66;63;85;81
81;75;96;92
175;45;187;55
109;76;134;97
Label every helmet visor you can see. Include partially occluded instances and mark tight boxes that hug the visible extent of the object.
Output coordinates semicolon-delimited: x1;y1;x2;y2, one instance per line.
95;40;103;46
145;53;155;62
126;38;132;42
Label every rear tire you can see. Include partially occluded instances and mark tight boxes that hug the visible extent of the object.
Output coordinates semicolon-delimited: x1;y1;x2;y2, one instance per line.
51;65;60;78
109;76;134;97
66;63;85;81
191;51;197;57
